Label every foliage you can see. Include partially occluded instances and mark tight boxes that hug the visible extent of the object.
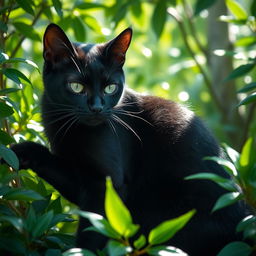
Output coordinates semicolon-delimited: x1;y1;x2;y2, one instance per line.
0;0;256;255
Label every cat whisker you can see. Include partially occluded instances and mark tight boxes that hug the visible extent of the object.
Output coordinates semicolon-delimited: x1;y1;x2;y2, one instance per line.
112;114;141;142
107;119;118;138
44;112;75;126
62;116;79;139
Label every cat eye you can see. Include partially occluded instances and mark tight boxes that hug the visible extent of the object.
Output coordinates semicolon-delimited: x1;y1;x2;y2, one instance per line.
69;82;84;94
104;84;117;95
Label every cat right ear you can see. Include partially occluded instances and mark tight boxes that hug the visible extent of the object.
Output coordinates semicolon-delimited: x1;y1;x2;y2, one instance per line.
43;23;76;63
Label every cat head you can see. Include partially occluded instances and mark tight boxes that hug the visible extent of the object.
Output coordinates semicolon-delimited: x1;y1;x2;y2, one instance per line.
42;23;132;126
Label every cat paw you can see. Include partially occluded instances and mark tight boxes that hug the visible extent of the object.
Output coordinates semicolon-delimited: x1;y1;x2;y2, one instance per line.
11;141;50;170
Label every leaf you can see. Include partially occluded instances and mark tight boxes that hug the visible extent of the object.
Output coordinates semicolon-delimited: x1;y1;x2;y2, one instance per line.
16;0;34;15
238;93;256;106
0;216;23;232
48;196;62;214
151;0;167;38
76;210;121;239
236;215;256;232
134;234;146;250
49;213;74;228
0;101;14;118
238;82;256;93
32;210;54;238
63;248;96;256
3;58;40;72
194;0;218;16
217;241;252;256
0;130;15;145
3;68;31;85
224;63;255;81
105;177;139;238
107;240;132;256
75;3;106;10
251;0;256;17
225;0;248;20
0;20;7;32
25;206;37;232
235;37;256;47
147;245;186;255
72;16;86;42
3;188;44;201
148;210;196;245
52;0;63;18
240;137;254;167
212;192;241;212
0;88;21;95
45;249;62;256
0;144;19;170
13;22;40;41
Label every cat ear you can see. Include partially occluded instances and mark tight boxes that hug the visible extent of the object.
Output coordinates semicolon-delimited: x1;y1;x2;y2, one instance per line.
43;23;76;63
104;28;132;66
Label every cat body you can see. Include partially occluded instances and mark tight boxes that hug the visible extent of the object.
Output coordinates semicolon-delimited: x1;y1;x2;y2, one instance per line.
12;24;247;256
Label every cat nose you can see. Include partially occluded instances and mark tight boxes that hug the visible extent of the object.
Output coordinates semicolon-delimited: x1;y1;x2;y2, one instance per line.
89;97;103;113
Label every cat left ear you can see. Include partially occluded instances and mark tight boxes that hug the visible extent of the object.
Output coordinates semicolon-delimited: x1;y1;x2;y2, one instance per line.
104;28;132;66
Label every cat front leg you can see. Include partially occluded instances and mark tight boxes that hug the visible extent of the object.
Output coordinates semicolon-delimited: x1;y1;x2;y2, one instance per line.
10;141;81;204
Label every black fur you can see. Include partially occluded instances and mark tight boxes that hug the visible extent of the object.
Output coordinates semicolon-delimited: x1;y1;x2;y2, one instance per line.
12;24;247;255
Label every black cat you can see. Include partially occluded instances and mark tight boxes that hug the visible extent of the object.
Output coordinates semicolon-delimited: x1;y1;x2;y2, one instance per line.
11;24;247;255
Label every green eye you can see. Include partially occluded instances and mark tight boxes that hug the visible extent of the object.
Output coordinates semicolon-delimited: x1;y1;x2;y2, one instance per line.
104;84;117;95
69;83;84;94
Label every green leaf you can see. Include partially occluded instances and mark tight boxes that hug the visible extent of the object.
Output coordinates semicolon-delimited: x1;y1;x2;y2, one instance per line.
3;68;31;85
236;215;256;232
52;0;63;18
3;58;39;72
3;188;44;201
147;245;185;255
225;0;248;20
84;15;102;34
32;210;54;237
0;144;19;170
204;156;237;176
25;206;37;232
107;240;132;256
134;234;146;250
0;20;7;32
63;248;96;256
72;17;86;42
45;249;62;256
151;0;167;38
148;210;196;245
50;213;74;228
224;64;255;81
0;51;9;63
238;93;256;106
0;130;15;145
16;0;34;15
0;216;23;232
217;241;252;256
194;0;218;16
48;196;62;214
212;192;241;212
251;0;256;17
105;177;139;238
238;82;256;93
75;3;106;10
240;137;254;167
13;22;40;41
235;37;256;47
0;101;14;118
76;210;121;239
0;88;21;95
222;143;240;166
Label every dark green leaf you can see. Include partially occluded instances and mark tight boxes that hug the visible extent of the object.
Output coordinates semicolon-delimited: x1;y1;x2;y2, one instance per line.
0;20;7;32
212;192;241;212
0;130;15;145
107;240;132;256
53;233;76;246
0;88;21;95
0;236;26;254
3;68;31;85
238;82;256;93
25;206;37;232
0;216;23;232
32;210;54;237
45;249;62;256
238;93;256;106
217;241;252;256
151;0;167;38
72;17;86;42
225;0;248;20
48;196;62;213
148;210;195;245
75;3;106;9
112;4;128;27
0;101;14;118
16;0;34;15
3;188;44;201
50;213;74;228
225;64;255;81
13;22;40;41
105;177;139;238
63;248;96;256
32;196;51;214
0;51;9;63
0;144;19;170
251;0;256;17
52;0;63;18
194;0;218;16
134;234;146;250
236;215;256;232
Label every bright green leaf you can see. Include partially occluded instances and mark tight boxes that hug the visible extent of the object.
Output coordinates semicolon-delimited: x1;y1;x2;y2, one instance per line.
105;177;139;238
0;88;21;95
217;241;252;256
134;234;146;250
72;16;86;42
152;0;167;38
0;144;19;170
225;0;248;20
148;210;196;245
240;137;254;167
212;192;241;212
235;37;256;47
3;68;31;85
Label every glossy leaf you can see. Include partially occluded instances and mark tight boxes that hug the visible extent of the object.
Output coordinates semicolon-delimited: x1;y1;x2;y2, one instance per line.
134;234;146;250
238;82;256;93
224;64;255;81
225;0;248;20
222;144;240;168
0;144;19;170
107;240;132;256
3;68;31;85
236;215;256;232
105;177;139;238
3;188;44;201
217;241;252;256
32;210;54;237
63;249;96;256
212;192;241;212
148;210;195;245
152;0;167;38
0;88;21;95
147;245;186;255
238;93;256;106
